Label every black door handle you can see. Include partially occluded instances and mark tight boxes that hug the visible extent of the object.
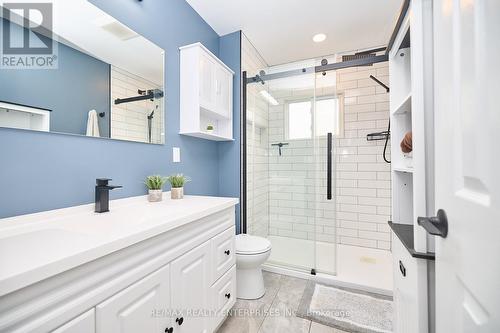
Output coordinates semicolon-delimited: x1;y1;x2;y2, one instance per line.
164;328;173;333
225;293;231;299
399;260;406;277
175;317;184;326
417;209;448;238
224;250;230;255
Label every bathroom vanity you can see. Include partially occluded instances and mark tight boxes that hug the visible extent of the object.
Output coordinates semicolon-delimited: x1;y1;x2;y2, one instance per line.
0;195;238;333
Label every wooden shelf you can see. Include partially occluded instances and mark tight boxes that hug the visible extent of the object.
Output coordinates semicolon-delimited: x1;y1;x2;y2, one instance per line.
393;93;412;115
180;131;234;141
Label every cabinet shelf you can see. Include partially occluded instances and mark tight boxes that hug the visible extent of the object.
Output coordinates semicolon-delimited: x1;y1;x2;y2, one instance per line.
392;93;412;115
393;166;414;173
180;131;234;141
389;222;435;260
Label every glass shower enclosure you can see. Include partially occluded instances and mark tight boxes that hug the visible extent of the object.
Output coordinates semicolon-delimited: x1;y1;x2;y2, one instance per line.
244;63;341;276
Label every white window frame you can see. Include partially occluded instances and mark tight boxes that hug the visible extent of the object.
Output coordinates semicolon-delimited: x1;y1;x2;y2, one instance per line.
284;94;344;141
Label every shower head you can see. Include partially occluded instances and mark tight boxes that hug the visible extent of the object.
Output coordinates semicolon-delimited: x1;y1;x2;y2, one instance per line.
369;75;390;93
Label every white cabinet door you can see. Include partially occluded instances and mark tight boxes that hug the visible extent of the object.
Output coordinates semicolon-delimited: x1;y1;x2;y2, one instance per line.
52;309;95;333
199;52;216;111
96;265;172;333
171;240;212;333
215;66;232;118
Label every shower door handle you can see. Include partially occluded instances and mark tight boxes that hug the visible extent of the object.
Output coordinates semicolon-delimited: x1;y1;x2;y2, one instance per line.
327;132;332;200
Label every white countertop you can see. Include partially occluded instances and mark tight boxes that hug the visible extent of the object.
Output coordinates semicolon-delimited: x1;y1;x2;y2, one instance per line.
0;194;238;297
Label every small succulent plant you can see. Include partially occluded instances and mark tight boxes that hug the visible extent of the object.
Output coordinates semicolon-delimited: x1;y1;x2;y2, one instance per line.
206;124;214;131
144;175;168;190
166;174;191;188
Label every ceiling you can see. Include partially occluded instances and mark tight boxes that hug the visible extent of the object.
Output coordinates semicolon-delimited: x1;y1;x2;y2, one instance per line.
186;0;403;66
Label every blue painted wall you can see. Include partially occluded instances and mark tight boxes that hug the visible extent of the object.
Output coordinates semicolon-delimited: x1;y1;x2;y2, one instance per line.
0;0;242;219
218;31;242;232
0;18;110;137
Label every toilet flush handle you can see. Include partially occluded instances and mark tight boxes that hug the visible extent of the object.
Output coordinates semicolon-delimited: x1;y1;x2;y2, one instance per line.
224;250;230;255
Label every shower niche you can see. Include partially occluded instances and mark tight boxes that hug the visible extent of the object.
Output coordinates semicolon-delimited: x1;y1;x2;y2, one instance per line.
179;43;234;141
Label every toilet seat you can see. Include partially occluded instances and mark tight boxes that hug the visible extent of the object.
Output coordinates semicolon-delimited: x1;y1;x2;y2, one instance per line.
235;234;271;255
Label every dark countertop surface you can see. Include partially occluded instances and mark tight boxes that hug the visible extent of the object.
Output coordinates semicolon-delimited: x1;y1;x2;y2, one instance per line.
389;221;435;260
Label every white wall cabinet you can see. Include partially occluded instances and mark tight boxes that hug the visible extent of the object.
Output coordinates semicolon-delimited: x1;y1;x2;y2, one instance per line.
180;42;234;141
0;207;237;333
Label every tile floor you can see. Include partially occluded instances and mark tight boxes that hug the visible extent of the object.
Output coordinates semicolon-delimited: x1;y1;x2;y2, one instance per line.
217;272;349;333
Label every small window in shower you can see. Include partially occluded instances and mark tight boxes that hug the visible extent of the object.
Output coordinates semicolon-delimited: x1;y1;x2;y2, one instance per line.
287;101;312;140
285;96;342;140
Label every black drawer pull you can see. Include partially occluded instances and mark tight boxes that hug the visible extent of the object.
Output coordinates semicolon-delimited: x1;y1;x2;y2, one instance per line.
399;260;406;277
224;250;230;255
175;317;184;326
225;293;231;299
165;328;173;333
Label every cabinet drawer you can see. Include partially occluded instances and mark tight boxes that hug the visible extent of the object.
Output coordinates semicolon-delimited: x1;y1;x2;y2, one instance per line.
211;226;235;282
211;265;236;330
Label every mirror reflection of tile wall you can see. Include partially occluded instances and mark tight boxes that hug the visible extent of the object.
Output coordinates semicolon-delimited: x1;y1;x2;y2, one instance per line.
111;67;164;144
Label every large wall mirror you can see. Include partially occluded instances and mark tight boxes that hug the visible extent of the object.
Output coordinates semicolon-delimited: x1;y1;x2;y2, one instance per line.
0;0;165;144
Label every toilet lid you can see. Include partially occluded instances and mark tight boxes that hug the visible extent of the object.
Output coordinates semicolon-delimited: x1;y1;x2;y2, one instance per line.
235;234;272;255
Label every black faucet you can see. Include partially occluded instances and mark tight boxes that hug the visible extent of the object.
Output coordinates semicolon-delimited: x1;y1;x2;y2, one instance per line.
95;178;122;213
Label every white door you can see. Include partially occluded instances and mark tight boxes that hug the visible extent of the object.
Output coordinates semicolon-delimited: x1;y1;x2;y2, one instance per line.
433;0;500;332
171;241;212;333
52;309;95;333
215;66;232;118
95;265;172;333
199;52;216;111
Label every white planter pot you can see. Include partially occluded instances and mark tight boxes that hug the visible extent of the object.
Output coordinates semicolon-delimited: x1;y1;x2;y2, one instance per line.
148;189;163;202
206;129;214;134
171;187;184;199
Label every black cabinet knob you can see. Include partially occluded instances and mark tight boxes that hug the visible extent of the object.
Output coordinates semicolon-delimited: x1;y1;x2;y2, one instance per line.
225;293;231;299
175;317;184;326
164;328;173;333
224;250;230;255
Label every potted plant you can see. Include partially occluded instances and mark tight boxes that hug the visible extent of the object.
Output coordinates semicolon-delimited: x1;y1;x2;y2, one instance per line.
206;124;214;134
166;174;191;199
144;175;167;202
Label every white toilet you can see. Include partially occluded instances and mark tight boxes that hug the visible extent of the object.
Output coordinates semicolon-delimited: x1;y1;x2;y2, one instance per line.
235;234;272;300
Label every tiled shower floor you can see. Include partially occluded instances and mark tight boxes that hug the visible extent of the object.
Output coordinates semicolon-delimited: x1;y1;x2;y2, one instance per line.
217;272;348;333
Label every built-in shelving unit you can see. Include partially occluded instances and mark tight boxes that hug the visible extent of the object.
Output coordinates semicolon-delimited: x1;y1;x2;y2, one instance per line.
179;43;234;141
392;93;412;115
389;1;436;331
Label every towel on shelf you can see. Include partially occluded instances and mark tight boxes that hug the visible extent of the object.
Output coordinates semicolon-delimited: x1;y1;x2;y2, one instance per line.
86;109;100;137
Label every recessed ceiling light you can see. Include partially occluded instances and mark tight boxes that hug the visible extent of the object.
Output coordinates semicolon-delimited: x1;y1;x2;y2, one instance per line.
313;33;327;43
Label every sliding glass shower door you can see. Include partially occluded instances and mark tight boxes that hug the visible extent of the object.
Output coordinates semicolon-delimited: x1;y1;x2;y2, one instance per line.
245;65;338;276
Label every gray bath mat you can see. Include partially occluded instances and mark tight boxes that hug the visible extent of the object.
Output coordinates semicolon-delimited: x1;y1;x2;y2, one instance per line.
297;282;393;333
